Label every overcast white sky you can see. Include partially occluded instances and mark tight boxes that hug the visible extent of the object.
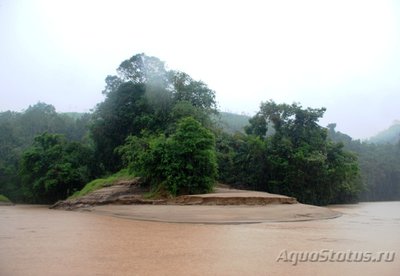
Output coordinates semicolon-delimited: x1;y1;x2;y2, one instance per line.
1;0;399;139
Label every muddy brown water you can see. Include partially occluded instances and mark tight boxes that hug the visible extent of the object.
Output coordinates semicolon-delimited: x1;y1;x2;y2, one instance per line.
1;202;399;275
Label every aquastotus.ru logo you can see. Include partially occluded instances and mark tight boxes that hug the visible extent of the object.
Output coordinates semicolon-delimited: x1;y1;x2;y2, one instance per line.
276;249;396;266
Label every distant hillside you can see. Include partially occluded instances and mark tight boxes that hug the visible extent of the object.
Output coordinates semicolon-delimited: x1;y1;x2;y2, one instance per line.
368;121;400;144
215;112;251;134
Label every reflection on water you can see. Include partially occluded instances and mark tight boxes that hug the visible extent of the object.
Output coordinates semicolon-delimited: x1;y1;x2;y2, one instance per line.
0;202;399;276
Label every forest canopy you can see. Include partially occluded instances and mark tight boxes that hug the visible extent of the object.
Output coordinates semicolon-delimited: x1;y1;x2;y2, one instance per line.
1;53;399;205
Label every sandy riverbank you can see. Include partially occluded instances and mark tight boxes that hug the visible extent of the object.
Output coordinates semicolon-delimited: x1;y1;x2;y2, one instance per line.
89;203;341;224
52;183;340;223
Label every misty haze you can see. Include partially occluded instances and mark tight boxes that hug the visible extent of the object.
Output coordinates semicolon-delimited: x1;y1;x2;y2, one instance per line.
0;1;399;276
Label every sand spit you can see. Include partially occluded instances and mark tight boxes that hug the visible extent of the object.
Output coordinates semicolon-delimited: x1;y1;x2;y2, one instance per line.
51;182;298;210
89;203;341;224
50;181;340;224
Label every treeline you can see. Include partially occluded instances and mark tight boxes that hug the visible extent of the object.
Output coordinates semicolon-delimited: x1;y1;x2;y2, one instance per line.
217;102;362;205
1;53;219;203
0;53;395;205
327;124;400;201
0;104;92;202
368;121;400;145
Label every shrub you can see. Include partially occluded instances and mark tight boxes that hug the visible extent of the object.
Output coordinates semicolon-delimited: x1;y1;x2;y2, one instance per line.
119;117;217;196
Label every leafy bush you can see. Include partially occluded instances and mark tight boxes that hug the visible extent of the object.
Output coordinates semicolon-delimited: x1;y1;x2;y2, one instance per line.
119;117;217;196
20;133;95;203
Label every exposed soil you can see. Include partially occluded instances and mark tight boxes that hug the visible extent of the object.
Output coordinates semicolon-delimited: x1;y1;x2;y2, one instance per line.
171;188;297;205
49;181;343;224
51;178;157;210
51;180;297;210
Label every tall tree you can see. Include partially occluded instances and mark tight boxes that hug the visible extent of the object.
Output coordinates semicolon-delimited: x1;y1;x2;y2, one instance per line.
91;53;217;173
91;82;151;172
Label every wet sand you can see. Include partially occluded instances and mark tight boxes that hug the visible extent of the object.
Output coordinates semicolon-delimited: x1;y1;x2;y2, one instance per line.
91;203;341;224
1;203;400;275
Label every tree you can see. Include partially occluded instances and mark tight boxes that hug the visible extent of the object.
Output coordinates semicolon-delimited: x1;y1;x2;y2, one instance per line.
91;82;150;172
171;71;217;114
20;133;94;203
119;117;217;196
0;106;93;202
0;117;22;201
327;124;400;201
165;117;217;195
326;142;362;203
245;113;267;137
218;100;362;205
261;101;363;205
92;53;217;173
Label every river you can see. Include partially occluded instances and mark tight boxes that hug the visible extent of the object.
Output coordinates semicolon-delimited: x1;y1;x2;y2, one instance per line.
1;202;399;275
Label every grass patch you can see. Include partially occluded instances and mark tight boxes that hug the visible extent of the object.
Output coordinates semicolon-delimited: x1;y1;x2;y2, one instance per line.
143;182;172;200
0;194;11;202
70;169;136;199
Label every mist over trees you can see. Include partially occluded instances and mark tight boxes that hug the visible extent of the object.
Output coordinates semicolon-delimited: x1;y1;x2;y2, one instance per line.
368;121;400;145
91;54;217;173
217;101;362;205
1;53;399;204
0;103;91;201
327;124;400;201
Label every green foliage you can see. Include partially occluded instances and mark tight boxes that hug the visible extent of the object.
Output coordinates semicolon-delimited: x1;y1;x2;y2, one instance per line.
217;100;362;205
171;71;217;114
170;101;213;130
20;133;95;203
215;112;251;134
0;194;11;202
70;169;135;199
216;133;267;190
0;105;92;202
17;102;90;143
328;124;400;201
119;117;217;196
91;82;150;171
0;115;22;201
245;113;268;137
91;53;217;173
1;52;395;206
326;142;363;203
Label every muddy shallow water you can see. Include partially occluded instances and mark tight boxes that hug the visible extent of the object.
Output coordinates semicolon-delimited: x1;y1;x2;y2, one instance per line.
1;202;399;275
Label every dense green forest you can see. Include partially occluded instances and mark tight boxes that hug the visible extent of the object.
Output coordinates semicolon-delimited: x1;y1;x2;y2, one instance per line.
327;123;400;201
1;53;399;205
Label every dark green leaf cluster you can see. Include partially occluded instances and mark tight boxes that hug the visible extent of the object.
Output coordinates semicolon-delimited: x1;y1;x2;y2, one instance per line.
118;117;217;196
20;133;95;203
0;104;92;202
217;100;362;205
91;53;217;172
328;125;400;201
